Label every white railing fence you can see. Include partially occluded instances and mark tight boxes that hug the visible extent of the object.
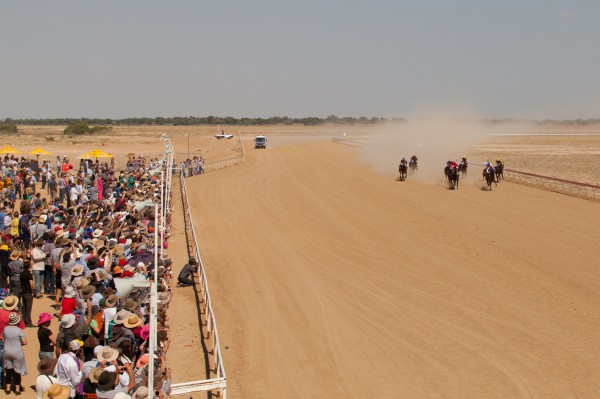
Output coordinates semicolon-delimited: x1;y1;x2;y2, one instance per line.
169;168;227;397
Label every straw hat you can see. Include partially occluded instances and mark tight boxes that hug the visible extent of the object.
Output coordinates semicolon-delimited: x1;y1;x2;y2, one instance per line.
123;313;143;329
103;287;116;298
37;312;53;326
73;276;90;290
72;265;84;278
92;229;103;238
105;294;119;308
113;309;130;325
43;384;71;399
88;367;104;384
2;295;19;310
9;250;20;261
37;357;58;375
96;346;119;363
8;312;21;325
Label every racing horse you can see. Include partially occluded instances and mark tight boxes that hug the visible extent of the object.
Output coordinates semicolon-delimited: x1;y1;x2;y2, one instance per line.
398;163;408;181
458;161;468;176
483;168;496;190
444;166;459;190
409;159;418;174
495;163;504;182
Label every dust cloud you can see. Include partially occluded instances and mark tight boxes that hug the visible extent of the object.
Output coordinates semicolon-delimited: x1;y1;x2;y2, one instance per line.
359;115;533;183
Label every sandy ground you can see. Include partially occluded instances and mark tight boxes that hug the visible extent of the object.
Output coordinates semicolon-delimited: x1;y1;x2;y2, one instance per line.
9;124;600;398
185;139;600;398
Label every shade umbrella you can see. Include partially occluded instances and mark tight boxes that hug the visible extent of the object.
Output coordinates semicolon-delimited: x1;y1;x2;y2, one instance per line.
29;148;51;162
0;146;20;154
79;150;113;159
29;148;51;156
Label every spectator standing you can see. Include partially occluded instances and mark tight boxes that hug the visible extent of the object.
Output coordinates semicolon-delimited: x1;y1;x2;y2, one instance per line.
2;312;27;394
31;238;47;297
19;260;35;327
55;340;83;399
37;312;56;360
35;358;59;399
8;250;23;299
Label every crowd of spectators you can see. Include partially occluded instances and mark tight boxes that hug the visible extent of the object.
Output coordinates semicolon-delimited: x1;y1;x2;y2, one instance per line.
0;153;174;399
179;157;204;178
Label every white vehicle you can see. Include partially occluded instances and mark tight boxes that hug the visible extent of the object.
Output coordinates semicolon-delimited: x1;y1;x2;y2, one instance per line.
254;135;267;149
215;130;233;139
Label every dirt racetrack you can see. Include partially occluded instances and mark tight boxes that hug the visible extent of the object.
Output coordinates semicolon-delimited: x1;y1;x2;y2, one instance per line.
185;139;600;398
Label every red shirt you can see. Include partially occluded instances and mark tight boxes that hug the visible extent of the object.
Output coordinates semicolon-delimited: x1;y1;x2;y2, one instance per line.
61;298;77;315
0;309;26;340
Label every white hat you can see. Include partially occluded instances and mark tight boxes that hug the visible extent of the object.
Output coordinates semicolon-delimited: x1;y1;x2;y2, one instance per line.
60;314;76;329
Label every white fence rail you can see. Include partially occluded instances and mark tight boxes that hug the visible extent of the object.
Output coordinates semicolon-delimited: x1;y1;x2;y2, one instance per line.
170;170;227;397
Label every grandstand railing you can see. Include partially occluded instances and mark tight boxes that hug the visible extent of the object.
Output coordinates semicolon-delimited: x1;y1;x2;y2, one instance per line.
170;170;227;397
503;168;600;201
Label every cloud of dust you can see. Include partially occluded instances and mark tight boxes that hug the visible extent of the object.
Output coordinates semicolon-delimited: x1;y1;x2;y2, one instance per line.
359;111;534;183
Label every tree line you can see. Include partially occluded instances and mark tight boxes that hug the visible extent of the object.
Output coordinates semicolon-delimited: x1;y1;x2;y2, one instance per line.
2;116;599;130
3;115;393;127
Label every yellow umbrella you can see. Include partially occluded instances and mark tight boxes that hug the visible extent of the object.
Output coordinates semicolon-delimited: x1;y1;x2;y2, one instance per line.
79;149;113;159
0;146;20;154
29;148;51;156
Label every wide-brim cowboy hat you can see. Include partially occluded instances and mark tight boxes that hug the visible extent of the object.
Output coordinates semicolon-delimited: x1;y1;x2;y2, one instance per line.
80;284;96;299
2;295;19;310
105;294;119;308
9;250;20;260
96;346;119;363
123;313;143;329
43;383;71;399
103;287;116;298
88;367;104;384
71;265;84;277
37;312;53;326
113;309;130;325
37;357;58;375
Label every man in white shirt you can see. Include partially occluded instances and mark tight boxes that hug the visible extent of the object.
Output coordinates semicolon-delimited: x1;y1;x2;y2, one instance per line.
31;239;47;298
54;340;83;398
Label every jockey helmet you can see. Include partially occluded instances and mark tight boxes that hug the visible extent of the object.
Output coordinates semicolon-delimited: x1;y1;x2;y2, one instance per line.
447;161;451;165
402;157;405;161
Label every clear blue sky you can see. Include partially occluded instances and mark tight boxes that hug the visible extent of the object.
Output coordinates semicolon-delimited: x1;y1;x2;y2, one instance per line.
1;1;598;119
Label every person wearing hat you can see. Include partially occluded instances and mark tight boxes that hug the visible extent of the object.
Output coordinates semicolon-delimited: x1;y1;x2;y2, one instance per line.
0;294;26;388
31;238;47;298
37;312;56;360
20;260;35;327
8;249;23;298
51;236;70;309
35;358;59;398
55;339;84;398
2;312;27;394
176;258;198;287
42;383;71;399
83;366;103;398
95;370;120;399
42;232;57;297
102;295;119;344
55;299;92;357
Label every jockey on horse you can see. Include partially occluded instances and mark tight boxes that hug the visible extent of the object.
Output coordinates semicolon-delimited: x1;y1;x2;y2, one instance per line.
400;157;408;168
409;155;418;173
